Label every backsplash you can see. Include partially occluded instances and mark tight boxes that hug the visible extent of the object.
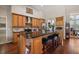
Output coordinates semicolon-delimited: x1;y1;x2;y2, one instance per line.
13;28;24;32
32;28;39;32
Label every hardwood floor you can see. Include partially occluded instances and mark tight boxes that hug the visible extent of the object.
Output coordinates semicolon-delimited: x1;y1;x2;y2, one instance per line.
0;43;18;54
52;38;79;54
0;38;79;54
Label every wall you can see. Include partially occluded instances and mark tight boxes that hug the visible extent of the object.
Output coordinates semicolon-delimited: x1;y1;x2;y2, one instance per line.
11;5;44;18
0;5;12;43
43;5;66;20
65;5;79;22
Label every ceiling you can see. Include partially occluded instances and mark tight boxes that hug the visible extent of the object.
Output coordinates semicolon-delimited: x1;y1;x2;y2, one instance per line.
29;5;79;20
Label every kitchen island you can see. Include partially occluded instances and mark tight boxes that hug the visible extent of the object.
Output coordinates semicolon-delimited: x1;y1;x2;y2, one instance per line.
30;32;60;54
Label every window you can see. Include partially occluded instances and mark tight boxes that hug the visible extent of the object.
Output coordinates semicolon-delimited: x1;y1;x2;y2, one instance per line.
70;15;79;30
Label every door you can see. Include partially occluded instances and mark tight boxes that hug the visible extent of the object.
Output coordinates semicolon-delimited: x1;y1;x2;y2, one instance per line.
31;37;42;54
12;14;18;27
23;16;27;27
18;15;23;27
32;18;37;27
56;16;64;26
13;32;26;54
18;32;26;54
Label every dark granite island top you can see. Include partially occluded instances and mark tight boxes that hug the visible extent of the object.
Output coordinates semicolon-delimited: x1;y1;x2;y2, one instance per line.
31;32;59;38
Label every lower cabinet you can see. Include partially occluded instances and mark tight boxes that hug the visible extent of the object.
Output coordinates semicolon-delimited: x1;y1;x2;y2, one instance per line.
13;32;26;54
31;37;43;54
18;33;26;54
13;32;19;43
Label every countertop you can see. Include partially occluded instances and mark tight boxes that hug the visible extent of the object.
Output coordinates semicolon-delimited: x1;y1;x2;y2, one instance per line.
13;31;58;39
31;32;58;38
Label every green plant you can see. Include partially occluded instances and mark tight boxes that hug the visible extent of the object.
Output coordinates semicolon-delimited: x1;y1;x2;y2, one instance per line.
48;22;54;28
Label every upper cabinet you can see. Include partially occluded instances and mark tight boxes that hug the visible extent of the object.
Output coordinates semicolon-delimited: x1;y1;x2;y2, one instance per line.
55;16;64;40
12;13;27;28
18;15;23;27
23;16;28;27
32;18;45;28
12;13;45;29
12;14;18;27
56;16;64;26
39;19;45;28
32;18;37;27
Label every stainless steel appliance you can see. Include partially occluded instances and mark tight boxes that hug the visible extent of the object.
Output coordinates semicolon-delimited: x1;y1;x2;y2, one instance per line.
24;28;32;39
65;22;70;39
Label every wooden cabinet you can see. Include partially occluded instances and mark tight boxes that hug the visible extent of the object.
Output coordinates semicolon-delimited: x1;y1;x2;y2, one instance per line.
39;19;42;28
18;15;23;27
36;19;39;27
31;37;43;54
18;32;26;54
31;18;45;37
23;16;27;27
32;18;37;27
39;19;45;28
56;16;64;45
12;13;27;28
12;14;18;27
13;32;19;43
32;18;45;28
13;32;26;54
56;16;64;26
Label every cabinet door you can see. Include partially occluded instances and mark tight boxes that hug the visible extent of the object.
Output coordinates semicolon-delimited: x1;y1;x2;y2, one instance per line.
13;32;26;54
23;16;27;27
39;19;42;28
56;16;64;26
40;19;45;28
36;19;38;27
32;18;37;27
32;18;34;27
18;15;23;27
12;14;18;27
35;18;37;27
37;19;40;27
31;37;43;54
19;32;26;54
13;32;19;43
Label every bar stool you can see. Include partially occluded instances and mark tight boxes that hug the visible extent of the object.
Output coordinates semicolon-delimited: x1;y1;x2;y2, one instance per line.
42;37;48;53
47;35;54;47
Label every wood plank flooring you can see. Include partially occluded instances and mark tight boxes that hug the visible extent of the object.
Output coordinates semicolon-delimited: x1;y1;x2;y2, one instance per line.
52;38;79;54
0;43;18;54
0;38;79;54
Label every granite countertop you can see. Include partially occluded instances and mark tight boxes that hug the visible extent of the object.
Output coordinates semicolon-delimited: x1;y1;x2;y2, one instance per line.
13;30;58;39
31;32;58;38
13;31;58;38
